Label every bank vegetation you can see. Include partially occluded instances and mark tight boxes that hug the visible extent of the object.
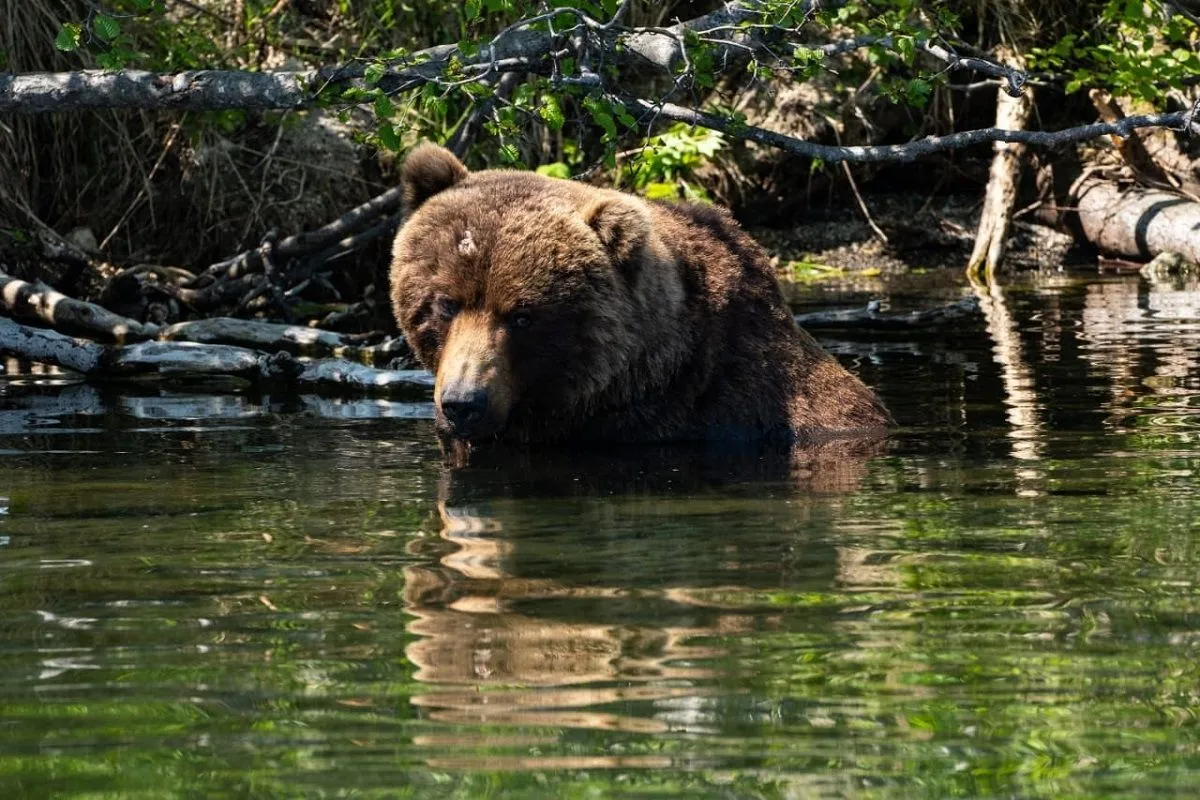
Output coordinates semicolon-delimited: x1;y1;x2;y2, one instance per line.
2;0;1199;388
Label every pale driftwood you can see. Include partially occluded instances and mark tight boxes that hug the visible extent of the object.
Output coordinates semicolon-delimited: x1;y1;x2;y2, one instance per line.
795;298;979;330
291;359;433;391
160;317;411;365
1074;180;1200;264
0;317;432;394
968;49;1033;279
161;317;351;351
0;385;433;429
107;341;263;378
0;269;158;342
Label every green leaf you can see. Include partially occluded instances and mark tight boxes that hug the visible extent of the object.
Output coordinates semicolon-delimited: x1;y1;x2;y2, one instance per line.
644;182;679;201
377;124;400;151
895;35;915;65
905;78;931;108
363;62;385;86
538;95;565;131
461;81;491;98
498;143;520;163
97;51;124;70
54;24;81;52
374;94;394;120
536;162;571;179
93;15;120;42
466;0;482;21
583;97;617;140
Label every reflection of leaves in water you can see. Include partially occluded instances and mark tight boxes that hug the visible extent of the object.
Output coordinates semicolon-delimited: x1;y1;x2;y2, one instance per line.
4;274;1200;795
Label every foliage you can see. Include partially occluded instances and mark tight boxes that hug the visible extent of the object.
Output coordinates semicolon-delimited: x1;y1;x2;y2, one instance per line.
19;0;1200;275
1030;0;1200;102
43;0;1200;177
619;123;726;202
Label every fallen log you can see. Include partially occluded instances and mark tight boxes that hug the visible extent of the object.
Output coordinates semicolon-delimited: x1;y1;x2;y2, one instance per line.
159;317;411;365
0;269;159;342
1074;180;1200;264
795;298;979;330
0;316;104;373
0;317;432;394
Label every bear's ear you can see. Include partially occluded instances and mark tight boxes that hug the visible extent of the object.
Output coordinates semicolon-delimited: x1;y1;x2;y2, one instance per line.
401;143;469;213
583;196;651;273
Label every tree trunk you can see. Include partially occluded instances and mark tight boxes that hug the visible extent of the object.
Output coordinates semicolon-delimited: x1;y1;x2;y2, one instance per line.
967;48;1033;279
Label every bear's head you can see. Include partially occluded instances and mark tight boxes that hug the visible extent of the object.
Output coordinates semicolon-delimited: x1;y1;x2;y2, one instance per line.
389;144;686;444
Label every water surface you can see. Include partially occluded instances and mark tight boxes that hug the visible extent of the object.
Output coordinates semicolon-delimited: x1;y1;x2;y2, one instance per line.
3;272;1200;797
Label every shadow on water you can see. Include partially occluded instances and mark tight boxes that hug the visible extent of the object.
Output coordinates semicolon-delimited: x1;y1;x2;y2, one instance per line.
3;271;1200;795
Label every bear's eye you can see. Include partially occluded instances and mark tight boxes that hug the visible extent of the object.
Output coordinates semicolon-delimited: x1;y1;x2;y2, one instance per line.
435;296;461;320
509;311;532;330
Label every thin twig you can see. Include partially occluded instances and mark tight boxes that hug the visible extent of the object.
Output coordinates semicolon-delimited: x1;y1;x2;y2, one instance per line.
840;162;888;244
99;119;185;251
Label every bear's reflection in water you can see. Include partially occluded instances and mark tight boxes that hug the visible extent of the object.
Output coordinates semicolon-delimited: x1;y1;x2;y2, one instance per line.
404;438;884;737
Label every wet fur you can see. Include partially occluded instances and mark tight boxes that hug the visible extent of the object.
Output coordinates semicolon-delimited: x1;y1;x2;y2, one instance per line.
389;143;892;446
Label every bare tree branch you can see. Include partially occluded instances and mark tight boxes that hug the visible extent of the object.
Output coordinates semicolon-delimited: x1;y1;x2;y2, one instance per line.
620;96;1197;163
192;180;408;285
0;2;768;114
817;36;1027;96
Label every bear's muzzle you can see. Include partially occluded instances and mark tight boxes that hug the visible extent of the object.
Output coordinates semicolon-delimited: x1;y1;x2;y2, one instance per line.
434;311;514;441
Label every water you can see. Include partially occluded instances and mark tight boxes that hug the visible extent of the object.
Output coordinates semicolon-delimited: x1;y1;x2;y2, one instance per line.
3;272;1200;797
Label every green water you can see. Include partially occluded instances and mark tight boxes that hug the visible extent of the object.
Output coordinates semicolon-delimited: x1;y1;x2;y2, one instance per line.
3;273;1200;797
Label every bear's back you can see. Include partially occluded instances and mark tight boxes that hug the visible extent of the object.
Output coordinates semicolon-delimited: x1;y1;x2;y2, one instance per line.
641;200;892;441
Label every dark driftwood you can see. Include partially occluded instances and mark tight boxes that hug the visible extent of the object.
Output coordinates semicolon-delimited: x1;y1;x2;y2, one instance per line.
0;317;105;373
0;317;432;393
623;97;1194;164
195;189;406;286
1074;180;1200;263
795;298;979;330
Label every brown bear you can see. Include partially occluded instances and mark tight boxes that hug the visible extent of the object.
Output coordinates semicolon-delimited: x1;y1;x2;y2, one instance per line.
389;143;891;448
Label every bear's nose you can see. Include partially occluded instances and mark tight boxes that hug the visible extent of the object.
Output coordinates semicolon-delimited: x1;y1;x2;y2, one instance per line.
439;386;490;435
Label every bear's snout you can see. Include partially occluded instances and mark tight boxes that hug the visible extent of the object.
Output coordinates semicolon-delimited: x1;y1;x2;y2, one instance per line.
439;385;491;438
434;311;514;441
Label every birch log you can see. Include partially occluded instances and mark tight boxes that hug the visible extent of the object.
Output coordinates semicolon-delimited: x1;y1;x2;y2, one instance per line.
1074;181;1200;264
0;269;159;342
